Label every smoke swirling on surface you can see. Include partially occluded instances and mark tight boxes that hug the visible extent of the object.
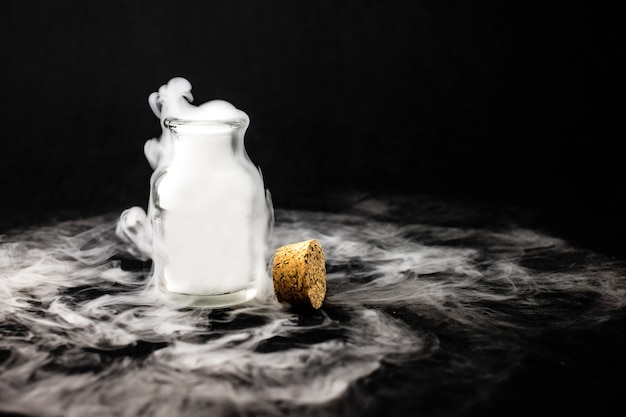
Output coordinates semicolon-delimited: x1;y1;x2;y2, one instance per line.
1;196;625;416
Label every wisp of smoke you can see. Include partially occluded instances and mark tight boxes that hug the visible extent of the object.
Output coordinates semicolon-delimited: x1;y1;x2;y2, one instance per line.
1;196;625;416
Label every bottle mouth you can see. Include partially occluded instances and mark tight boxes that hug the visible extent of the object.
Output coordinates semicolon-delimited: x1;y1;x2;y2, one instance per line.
164;117;248;135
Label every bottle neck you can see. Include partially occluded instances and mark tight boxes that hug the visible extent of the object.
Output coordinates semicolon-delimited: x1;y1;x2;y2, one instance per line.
172;132;238;169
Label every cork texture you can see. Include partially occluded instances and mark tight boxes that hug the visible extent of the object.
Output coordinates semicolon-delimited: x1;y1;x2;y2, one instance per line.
272;239;326;309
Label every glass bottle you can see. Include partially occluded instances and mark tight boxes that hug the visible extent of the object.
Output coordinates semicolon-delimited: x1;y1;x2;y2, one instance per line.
149;116;272;307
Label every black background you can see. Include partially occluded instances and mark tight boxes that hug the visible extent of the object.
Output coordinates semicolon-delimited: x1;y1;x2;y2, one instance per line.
3;1;622;252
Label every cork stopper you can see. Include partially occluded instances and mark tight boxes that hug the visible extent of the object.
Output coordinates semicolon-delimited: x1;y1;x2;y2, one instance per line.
272;239;326;309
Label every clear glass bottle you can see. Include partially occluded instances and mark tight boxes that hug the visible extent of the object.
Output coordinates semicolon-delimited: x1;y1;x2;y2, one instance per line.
150;116;271;307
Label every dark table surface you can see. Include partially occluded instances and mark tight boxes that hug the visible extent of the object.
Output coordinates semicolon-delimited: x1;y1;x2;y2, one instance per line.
1;193;625;417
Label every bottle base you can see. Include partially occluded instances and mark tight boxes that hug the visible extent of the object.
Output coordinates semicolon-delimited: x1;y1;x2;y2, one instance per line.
158;283;258;308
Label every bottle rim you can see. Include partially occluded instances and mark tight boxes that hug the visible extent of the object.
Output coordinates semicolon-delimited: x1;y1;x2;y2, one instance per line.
164;117;249;134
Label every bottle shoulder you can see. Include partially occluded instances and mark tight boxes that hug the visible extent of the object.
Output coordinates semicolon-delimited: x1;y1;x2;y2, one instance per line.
153;164;257;211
